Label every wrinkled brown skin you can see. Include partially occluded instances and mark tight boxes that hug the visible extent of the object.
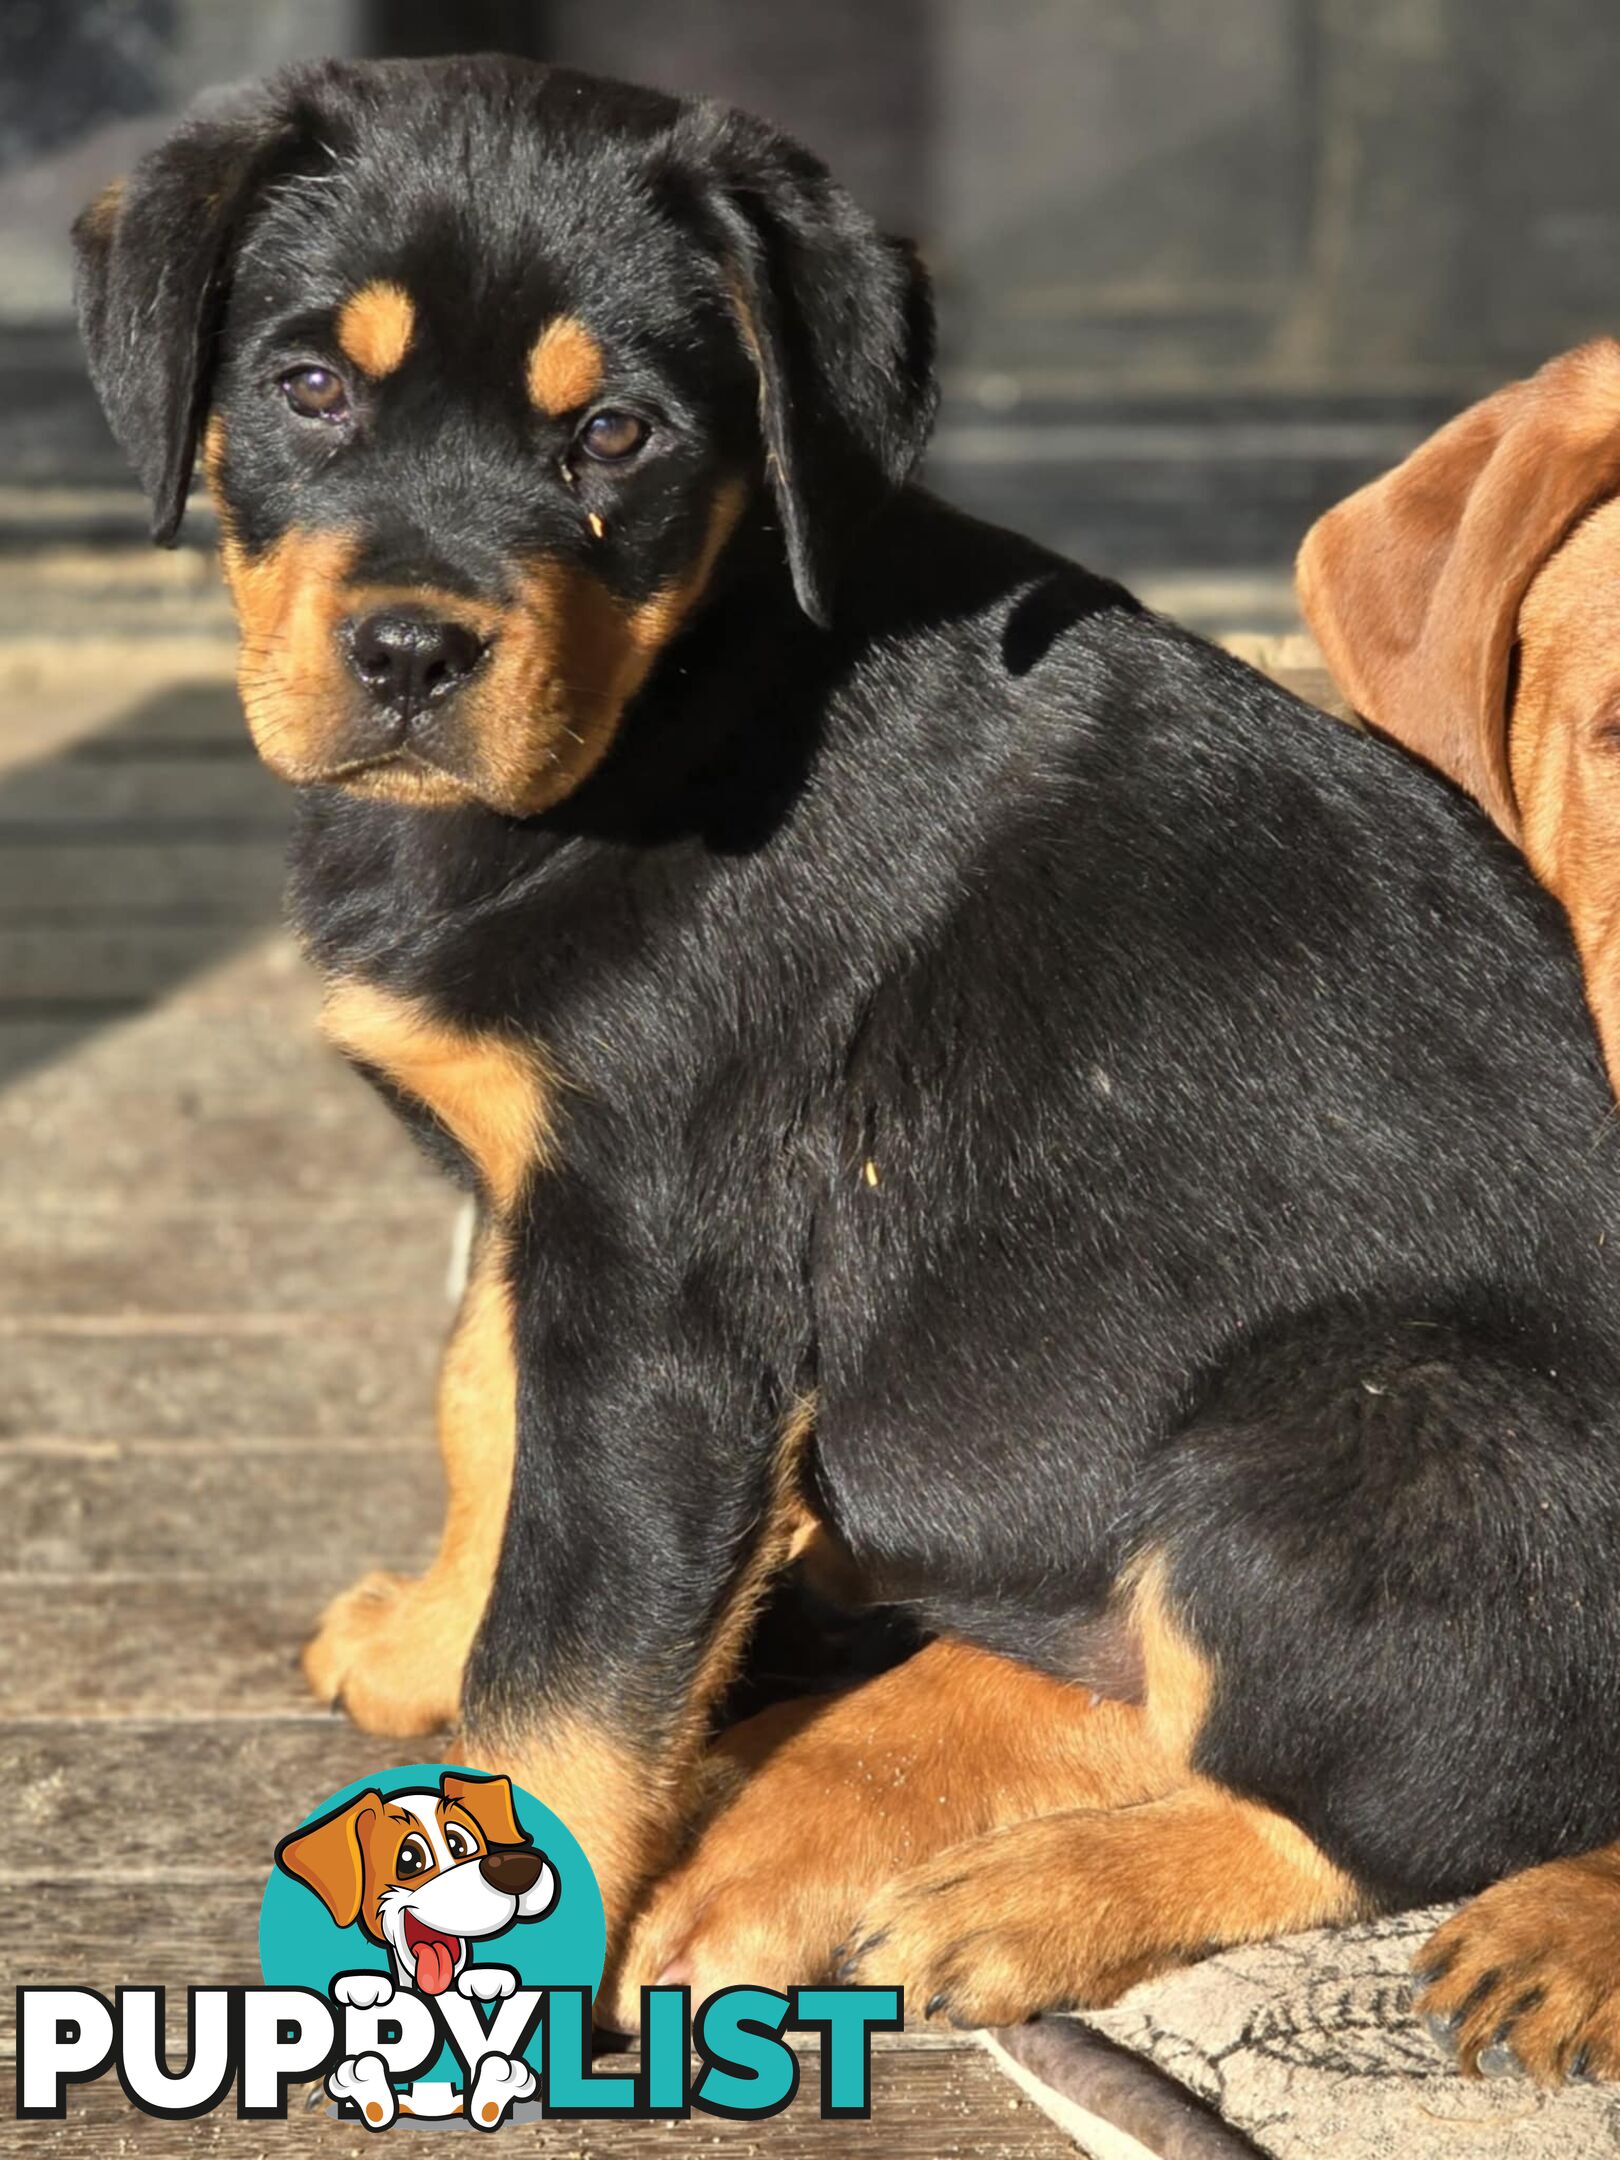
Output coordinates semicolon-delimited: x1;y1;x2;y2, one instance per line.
1299;342;1620;2080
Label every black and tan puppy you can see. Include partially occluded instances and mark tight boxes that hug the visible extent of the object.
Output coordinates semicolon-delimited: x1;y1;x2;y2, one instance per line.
76;56;1620;2064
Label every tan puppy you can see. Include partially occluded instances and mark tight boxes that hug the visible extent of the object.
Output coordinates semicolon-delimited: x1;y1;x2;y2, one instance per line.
1298;338;1620;1094
1300;345;1620;2082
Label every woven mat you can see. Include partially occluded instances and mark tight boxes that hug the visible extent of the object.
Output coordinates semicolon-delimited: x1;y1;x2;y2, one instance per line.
985;1906;1620;2159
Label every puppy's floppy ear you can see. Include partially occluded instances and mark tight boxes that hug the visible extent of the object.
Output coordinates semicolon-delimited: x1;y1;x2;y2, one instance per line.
1297;340;1620;842
675;105;937;626
440;1772;528;1849
72;87;312;546
275;1790;380;1929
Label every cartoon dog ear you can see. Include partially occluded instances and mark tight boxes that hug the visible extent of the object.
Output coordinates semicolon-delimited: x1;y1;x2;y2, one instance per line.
1297;339;1620;843
72;85;318;547
275;1791;381;1928
440;1772;528;1849
673;104;937;628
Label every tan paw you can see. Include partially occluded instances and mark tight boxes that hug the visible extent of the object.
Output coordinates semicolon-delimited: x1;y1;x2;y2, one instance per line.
604;1688;951;2030
1415;1853;1620;2085
302;1569;472;1736
839;1816;1169;2029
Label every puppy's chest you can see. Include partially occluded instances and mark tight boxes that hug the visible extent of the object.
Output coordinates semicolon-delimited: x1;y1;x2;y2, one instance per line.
320;977;556;1212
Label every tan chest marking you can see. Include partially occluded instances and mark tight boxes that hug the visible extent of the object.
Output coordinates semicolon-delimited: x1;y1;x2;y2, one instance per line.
322;982;555;1212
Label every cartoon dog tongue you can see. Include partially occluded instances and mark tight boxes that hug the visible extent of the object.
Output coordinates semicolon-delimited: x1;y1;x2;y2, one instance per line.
403;1914;460;1995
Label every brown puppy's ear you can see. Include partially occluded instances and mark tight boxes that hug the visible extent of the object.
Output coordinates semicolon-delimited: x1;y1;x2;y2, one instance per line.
1297;340;1620;841
275;1791;380;1927
72;86;317;546
441;1772;528;1849
669;103;938;628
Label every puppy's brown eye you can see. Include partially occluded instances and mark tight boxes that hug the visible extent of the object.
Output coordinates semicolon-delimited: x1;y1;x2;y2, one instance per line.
396;1834;432;1878
280;365;351;422
579;409;648;462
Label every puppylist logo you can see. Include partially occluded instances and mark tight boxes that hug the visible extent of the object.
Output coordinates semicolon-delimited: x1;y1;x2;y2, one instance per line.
15;1763;901;2130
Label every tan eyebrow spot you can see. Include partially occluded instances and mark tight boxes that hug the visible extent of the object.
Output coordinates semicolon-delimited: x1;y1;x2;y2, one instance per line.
526;315;604;415
82;180;124;244
336;281;416;378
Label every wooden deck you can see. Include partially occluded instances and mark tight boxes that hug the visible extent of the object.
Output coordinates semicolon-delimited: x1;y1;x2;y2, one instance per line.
0;620;1087;2156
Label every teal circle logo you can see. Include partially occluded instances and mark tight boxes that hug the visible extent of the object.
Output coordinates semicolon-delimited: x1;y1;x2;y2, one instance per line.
259;1763;604;2113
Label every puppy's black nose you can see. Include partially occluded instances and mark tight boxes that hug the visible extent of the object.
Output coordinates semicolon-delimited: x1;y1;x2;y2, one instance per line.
344;611;484;712
480;1848;544;1895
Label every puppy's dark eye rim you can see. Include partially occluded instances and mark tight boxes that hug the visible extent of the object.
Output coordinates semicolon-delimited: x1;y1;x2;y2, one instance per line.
277;363;353;420
396;1833;432;1875
577;408;651;461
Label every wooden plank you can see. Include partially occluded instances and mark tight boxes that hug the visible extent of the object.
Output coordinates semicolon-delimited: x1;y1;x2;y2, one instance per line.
2;2050;1063;2158
0;1209;457;1317
0;1725;1034;2062
0;840;286;917
0;1441;440;1579
0;1079;447;1206
0;1880;1065;2154
0;1580;393;1716
2;2051;1060;2156
6;1720;432;1880
0;1328;441;1440
0;666;236;773
0;925;291;1003
0;755;286;830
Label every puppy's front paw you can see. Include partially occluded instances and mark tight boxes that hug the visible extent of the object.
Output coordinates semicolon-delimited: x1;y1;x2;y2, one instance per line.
302;1569;471;1736
466;2052;535;2129
606;1698;884;2029
457;1964;517;2003
840;1816;1166;2030
327;2052;397;2130
1416;1856;1620;2085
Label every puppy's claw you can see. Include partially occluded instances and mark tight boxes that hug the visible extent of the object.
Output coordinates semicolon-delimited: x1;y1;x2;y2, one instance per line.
1477;2039;1525;2080
1423;2010;1460;2060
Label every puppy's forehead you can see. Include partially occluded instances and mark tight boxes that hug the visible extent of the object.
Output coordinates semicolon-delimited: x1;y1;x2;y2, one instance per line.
245;81;705;358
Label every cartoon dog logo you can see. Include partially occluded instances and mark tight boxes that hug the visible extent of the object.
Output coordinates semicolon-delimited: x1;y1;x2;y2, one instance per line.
276;1771;558;2127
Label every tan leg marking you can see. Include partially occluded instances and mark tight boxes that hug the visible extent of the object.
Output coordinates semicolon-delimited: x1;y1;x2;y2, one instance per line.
843;1783;1363;2027
608;1632;1183;2024
459;1716;683;1945
473;1399;818;1975
526;316;604;415
336;281;416;379
303;1230;518;1734
1415;1843;1620;2084
610;1547;1345;2025
304;990;553;1732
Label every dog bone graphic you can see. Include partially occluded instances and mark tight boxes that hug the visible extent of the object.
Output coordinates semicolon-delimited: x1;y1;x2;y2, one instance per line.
327;2050;397;2131
467;2052;536;2131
